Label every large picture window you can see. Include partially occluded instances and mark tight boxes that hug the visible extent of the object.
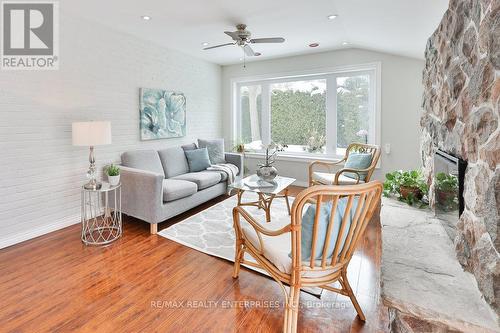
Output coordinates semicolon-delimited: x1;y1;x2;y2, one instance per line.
233;64;379;158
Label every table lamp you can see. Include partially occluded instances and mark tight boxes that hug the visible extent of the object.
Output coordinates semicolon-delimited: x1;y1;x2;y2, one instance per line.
72;121;112;190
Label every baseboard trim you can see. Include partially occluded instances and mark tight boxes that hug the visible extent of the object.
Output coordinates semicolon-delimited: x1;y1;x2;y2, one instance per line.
0;214;80;250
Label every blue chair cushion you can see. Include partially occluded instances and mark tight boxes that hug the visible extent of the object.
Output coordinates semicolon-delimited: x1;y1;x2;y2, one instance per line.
297;197;359;261
343;153;372;180
184;148;211;172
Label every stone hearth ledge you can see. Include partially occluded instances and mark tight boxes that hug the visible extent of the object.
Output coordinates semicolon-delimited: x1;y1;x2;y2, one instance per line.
380;198;499;332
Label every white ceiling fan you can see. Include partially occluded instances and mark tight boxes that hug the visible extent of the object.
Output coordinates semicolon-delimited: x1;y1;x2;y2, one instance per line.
203;24;285;57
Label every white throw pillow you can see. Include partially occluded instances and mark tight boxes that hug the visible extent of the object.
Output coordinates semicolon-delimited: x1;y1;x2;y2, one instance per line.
198;138;226;164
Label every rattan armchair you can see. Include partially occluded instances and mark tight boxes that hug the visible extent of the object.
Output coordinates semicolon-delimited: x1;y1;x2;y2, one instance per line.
308;143;381;186
232;181;383;333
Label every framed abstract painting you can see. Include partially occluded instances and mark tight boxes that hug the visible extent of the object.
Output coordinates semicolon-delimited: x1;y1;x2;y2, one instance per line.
139;88;186;140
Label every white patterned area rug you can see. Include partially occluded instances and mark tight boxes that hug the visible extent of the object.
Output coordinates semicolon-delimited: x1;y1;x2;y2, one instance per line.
158;193;326;297
158;192;291;277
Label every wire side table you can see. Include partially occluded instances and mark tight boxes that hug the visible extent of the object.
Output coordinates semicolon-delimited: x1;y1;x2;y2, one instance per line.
81;182;122;245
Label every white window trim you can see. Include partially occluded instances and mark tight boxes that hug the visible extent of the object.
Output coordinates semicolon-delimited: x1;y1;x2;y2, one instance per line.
229;62;382;161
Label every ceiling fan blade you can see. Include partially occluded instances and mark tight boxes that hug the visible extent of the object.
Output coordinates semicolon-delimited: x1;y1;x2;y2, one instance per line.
243;44;256;56
250;37;285;44
203;42;235;50
224;31;241;41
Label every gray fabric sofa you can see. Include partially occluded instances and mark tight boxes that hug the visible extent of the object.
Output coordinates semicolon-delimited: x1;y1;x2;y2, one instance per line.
119;146;243;234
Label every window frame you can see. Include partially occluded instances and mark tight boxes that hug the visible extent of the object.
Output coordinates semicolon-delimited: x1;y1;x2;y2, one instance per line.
230;62;381;160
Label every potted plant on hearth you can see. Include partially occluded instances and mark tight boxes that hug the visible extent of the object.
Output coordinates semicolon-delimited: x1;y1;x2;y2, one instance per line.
106;164;120;186
435;172;458;209
383;170;428;206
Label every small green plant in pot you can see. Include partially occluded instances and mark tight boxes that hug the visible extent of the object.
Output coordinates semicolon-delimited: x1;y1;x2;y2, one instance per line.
106;164;120;186
435;172;458;209
383;170;428;206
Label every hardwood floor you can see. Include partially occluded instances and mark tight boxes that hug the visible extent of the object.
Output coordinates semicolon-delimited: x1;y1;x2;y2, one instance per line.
0;186;388;332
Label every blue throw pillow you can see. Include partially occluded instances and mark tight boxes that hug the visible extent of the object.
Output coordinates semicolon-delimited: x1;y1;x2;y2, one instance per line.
296;197;359;261
343;153;372;180
184;148;211;172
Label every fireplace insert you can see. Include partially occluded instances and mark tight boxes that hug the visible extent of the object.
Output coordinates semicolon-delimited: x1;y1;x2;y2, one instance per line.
434;149;467;241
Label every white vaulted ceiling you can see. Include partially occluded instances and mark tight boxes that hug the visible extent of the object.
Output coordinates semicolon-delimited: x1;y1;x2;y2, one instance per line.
65;0;449;65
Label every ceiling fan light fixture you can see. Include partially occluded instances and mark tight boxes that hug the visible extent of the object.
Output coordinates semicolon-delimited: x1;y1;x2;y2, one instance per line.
141;15;151;21
327;14;338;20
309;43;320;48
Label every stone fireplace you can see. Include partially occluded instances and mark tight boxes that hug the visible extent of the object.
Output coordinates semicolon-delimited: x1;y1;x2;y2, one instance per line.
420;0;499;315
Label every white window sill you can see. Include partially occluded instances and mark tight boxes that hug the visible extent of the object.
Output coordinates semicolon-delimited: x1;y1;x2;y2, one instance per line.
243;151;381;169
243;152;343;164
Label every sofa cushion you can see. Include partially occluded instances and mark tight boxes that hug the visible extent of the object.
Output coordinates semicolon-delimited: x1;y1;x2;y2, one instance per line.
158;147;190;178
181;143;197;151
121;150;164;175
184;148;212;172
162;179;197;202
198;138;226;164
172;171;221;190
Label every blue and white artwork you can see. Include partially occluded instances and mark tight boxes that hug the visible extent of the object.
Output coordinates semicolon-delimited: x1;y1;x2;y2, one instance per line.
140;88;186;140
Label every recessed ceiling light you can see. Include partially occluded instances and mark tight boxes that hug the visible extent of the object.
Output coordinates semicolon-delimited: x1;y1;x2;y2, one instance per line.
202;42;209;47
239;57;243;61
327;14;338;20
342;41;349;46
141;15;151;21
309;43;320;48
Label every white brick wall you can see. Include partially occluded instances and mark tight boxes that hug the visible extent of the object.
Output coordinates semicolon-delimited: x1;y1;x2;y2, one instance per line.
0;12;222;248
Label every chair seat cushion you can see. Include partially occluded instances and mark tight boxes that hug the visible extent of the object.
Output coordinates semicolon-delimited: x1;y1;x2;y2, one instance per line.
162;179;197;202
242;224;341;276
242;224;294;273
312;172;365;185
171;171;221;190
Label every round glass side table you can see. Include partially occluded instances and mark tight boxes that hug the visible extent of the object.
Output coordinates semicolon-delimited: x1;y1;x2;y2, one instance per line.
81;182;122;245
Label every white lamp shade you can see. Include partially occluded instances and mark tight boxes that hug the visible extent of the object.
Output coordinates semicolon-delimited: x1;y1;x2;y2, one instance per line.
72;121;112;146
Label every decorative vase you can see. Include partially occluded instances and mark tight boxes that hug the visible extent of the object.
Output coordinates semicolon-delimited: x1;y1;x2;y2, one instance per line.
257;165;278;181
108;175;120;186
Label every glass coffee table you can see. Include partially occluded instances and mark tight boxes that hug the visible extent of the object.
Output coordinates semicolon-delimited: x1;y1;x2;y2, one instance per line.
229;174;296;222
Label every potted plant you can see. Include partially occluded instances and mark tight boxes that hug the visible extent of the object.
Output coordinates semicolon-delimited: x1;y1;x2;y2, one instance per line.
383;170;428;206
304;128;326;153
257;142;287;181
435;172;458;208
232;140;246;153
106;164;120;186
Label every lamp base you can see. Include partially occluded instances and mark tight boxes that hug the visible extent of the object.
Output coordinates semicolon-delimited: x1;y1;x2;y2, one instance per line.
84;146;102;190
84;180;102;190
